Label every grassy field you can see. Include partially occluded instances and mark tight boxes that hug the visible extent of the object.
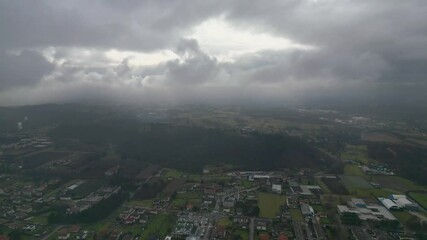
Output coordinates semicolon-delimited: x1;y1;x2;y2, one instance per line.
140;214;176;240
127;199;154;208
163;168;183;179
28;213;49;224
314;178;331;194
242;180;253;189
408;192;427;210
393;211;412;225
176;192;201;199
340;175;372;189
233;229;249;239
341;145;372;164
290;208;304;221
86;205;126;232
217;217;232;227
257;192;286;218
70;180;104;198
373;176;426;193
346;187;396;198
171;198;187;209
343;164;366;177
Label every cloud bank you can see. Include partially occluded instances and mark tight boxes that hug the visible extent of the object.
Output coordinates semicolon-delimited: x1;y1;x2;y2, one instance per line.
0;0;426;106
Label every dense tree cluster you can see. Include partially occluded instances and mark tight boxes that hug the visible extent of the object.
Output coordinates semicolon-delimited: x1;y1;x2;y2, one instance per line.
51;122;334;173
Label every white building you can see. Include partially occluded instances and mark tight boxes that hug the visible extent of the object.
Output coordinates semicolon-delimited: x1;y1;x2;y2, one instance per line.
272;184;282;194
301;204;315;216
379;198;400;210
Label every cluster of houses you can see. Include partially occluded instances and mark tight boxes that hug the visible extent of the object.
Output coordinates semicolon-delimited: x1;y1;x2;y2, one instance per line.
119;207;150;225
65;186;121;214
0;137;53;150
0;178;60;220
57;225;91;240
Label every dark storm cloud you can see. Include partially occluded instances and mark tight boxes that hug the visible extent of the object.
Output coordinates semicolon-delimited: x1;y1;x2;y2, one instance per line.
164;39;220;85
0;50;54;90
0;0;426;105
0;0;225;51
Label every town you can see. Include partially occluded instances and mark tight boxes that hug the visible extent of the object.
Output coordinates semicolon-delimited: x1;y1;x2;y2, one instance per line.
0;105;427;240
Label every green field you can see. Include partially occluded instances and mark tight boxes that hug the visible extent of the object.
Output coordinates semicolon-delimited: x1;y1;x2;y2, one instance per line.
171;198;187;209
314;178;331;194
217;217;232;227
163;168;183;179
290;208;304;221
233;229;249;239
343;164;366;177
257;192;286;218
341;145;372;164
408;192;427;210
128;199;154;208
340;175;372;189
393;211;412;225
242;180;253;189
140;214;176;239
373;176;426;193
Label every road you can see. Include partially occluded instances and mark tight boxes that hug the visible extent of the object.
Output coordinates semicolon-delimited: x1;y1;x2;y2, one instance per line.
249;217;255;240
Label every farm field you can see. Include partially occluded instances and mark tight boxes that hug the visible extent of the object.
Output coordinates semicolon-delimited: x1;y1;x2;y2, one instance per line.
392;211;412;226
233;229;249;239
314;178;331;194
162;168;183;179
343;164;366;177
361;132;401;144
217;217;232;227
373;176;426;193
140;214;176;239
127;199;154;208
22;151;72;169
69;180;104;198
340;175;372;189
341;145;372;164
321;178;349;195
257;192;286;218
290;208;304;221
162;179;185;196
408;192;427;210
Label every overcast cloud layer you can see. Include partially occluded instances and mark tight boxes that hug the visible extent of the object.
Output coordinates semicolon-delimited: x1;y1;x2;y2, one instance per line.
1;0;427;106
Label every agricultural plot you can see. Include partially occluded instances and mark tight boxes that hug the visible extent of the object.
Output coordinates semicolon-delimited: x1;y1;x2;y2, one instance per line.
408;192;427;210
171;192;202;209
257;192;286;218
339;175;372;189
341;145;372;164
162;179;185;197
361;132;401;144
290;208;304;221
217;217;232;227
140;214;176;239
232;229;249;239
22;151;72;169
68;180;104;199
162;168;183;179
127;199;154;208
373;176;426;193
321;178;349;195
343;164;366;177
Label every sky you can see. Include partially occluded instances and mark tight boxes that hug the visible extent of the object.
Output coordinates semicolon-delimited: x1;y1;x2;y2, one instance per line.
1;0;427;106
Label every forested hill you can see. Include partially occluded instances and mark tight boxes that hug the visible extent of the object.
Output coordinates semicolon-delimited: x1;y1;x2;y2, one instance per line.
50;122;334;172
